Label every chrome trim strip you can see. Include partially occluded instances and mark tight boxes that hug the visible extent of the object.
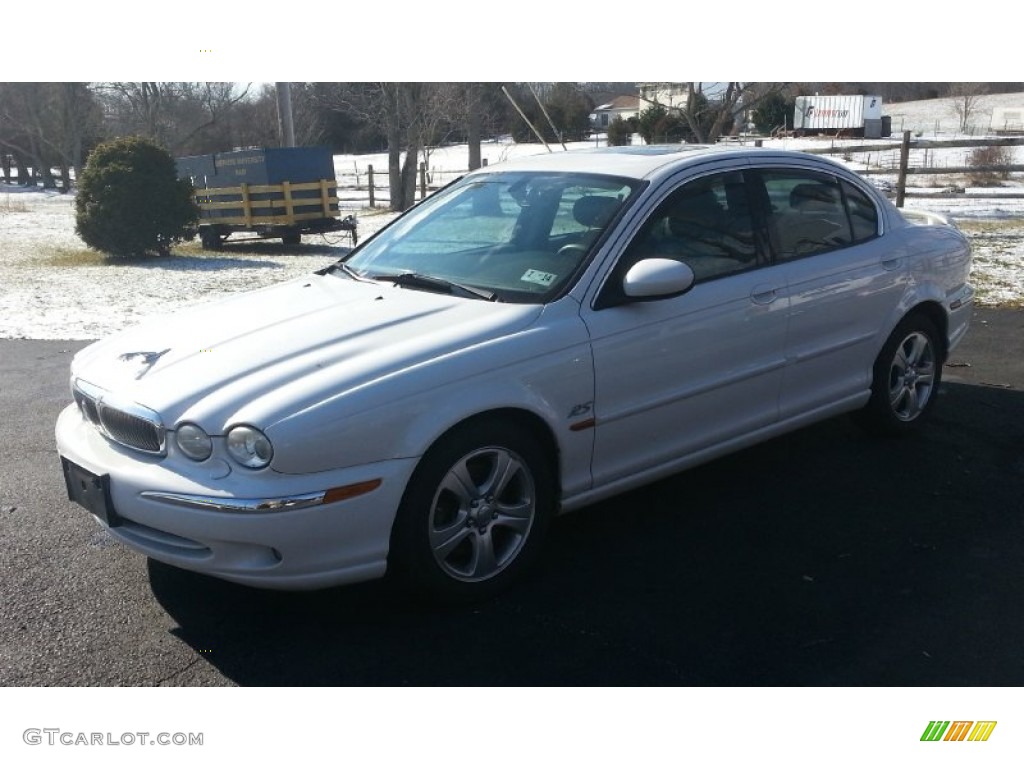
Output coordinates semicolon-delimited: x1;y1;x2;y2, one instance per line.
141;490;326;513
74;377;105;401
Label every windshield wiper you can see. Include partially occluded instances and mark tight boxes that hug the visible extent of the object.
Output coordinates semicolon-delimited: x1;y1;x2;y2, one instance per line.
319;261;380;283
377;272;498;302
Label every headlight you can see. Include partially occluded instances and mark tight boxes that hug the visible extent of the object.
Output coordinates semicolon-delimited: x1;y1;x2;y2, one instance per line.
176;423;213;461
225;425;273;469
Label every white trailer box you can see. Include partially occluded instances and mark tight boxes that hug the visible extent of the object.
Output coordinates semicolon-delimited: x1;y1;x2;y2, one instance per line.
992;107;1024;134
794;95;883;133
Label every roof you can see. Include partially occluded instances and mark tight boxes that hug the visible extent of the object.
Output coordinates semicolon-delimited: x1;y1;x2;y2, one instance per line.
467;145;724;180
592;95;640;112
469;145;854;183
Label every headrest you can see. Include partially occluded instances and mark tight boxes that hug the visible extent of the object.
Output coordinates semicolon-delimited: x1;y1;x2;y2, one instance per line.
573;195;618;228
790;183;837;210
666;189;723;232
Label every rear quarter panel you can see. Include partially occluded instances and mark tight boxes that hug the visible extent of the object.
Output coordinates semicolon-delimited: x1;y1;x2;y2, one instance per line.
895;217;973;351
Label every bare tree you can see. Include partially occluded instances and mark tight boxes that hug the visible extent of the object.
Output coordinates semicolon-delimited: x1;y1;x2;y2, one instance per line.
464;83;484;171
442;83;509;171
275;83;344;148
0;82;103;189
416;83;463;172
385;83;423;210
0;83;46;185
57;83;101;183
224;84;283;149
949;83;988;133
96;82;252;154
318;83;464;211
679;83;786;143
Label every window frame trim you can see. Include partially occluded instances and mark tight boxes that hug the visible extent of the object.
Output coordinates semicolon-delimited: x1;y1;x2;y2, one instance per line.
591;167;772;310
748;166;884;264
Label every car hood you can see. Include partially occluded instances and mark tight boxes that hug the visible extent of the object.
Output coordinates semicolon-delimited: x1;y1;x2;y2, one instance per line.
71;272;543;431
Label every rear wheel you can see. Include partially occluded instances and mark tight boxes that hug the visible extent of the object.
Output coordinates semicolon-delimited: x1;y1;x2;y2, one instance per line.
281;232;301;246
857;314;944;436
389;419;554;602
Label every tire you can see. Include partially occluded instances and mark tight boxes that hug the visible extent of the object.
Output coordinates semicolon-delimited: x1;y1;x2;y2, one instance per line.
388;419;554;602
856;314;944;436
281;232;301;246
200;229;222;250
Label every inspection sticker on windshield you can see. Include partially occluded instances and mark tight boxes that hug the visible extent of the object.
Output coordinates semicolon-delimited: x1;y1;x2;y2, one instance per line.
521;269;557;287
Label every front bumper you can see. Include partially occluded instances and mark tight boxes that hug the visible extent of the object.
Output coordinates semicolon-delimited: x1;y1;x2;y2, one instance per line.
55;404;417;590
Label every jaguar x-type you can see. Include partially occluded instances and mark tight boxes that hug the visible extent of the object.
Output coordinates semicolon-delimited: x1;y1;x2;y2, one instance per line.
56;145;973;601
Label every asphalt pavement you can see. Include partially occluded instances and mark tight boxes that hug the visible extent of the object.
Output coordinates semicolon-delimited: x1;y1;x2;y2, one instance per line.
1;308;1022;685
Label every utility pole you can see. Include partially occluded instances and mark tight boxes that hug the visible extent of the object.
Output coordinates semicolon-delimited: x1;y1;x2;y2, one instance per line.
275;82;296;148
528;83;567;151
502;86;551;152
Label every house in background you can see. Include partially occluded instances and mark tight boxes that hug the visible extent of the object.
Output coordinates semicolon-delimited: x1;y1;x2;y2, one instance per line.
992;106;1024;134
590;94;642;129
638;83;690;113
590;84;693;131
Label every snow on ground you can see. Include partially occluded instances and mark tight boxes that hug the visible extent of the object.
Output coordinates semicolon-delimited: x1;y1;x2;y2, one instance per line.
0;190;400;340
2;94;1023;340
882;90;1024;137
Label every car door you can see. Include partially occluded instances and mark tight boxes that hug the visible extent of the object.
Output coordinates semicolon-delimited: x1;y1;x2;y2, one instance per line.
753;168;908;419
581;170;791;489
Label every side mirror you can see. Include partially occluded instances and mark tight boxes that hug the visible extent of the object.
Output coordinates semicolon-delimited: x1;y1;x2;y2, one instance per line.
622;258;695;300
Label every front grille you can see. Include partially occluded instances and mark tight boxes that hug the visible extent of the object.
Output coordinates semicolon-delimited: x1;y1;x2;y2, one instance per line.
73;380;166;455
75;389;101;426
98;405;164;453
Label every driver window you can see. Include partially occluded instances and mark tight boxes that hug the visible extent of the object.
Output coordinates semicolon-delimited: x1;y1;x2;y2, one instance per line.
625;171;759;283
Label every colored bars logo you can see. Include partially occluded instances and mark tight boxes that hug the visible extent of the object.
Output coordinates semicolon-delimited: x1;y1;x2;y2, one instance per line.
921;721;997;742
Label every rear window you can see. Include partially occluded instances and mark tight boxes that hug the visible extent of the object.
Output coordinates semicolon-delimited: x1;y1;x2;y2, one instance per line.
761;170;877;260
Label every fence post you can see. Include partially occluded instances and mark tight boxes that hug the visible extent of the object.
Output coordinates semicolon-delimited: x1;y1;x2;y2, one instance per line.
896;130;911;208
368;165;375;208
419;162;427;200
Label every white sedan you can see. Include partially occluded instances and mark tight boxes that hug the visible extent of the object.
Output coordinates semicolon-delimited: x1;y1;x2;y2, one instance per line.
56;145;974;601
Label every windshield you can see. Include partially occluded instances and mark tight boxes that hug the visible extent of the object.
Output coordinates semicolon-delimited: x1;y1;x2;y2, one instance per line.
343;171;638;303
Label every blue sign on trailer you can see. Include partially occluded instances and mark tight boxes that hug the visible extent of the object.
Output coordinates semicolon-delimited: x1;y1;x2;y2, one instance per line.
177;146;336;188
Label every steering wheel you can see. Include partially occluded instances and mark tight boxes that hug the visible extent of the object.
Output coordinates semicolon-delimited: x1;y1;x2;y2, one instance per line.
556;243;588;258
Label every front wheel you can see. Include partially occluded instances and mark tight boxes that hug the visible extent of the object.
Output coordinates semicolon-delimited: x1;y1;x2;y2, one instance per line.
388;420;554;602
856;314;944;436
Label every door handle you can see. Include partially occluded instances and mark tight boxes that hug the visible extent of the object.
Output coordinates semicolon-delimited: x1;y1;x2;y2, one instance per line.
881;257;903;271
750;285;780;305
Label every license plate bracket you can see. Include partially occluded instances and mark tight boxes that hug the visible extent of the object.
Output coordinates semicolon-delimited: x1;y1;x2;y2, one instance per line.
61;457;122;528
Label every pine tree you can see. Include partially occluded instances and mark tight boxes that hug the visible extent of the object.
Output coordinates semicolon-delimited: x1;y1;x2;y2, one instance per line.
75;136;197;258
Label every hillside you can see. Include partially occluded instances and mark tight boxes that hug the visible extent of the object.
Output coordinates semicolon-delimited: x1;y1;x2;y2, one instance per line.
884;91;1024;136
